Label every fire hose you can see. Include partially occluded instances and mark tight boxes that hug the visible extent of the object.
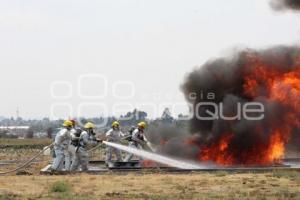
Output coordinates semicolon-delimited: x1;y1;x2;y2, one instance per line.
0;143;54;175
0;140;157;175
87;142;104;153
0;141;105;175
88;141;161;169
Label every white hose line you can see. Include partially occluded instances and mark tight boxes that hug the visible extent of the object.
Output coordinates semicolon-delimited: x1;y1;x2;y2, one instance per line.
87;143;103;153
103;141;204;170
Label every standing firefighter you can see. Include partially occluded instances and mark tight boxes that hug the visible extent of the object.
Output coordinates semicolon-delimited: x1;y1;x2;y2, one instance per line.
70;122;100;171
63;119;76;171
51;120;73;171
124;121;148;162
105;121;124;165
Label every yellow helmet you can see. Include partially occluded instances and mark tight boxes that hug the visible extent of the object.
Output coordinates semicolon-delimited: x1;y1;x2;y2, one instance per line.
84;122;95;129
138;122;147;129
112;121;120;128
63;120;73;127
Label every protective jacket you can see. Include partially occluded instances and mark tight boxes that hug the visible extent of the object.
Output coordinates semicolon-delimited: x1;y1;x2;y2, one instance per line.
51;128;71;171
70;130;98;171
105;128;124;164
124;128;146;162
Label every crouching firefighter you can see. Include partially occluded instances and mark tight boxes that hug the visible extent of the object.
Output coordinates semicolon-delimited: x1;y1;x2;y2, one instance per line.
105;121;124;166
70;122;101;171
51;120;73;171
124;122;148;162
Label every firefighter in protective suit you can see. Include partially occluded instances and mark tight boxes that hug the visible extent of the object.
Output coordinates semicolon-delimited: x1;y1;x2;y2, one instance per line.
70;122;100;171
105;121;124;165
63;119;76;171
124;122;148;162
51;120;73;171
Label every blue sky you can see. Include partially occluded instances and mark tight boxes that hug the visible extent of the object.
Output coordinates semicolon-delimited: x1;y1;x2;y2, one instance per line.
0;0;299;119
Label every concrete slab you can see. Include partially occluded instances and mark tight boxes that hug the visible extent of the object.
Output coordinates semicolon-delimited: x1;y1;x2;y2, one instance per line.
40;159;300;175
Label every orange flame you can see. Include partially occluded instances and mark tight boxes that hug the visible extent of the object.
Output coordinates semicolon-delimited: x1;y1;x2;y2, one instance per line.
268;131;285;161
141;160;158;168
199;133;234;166
196;53;300;166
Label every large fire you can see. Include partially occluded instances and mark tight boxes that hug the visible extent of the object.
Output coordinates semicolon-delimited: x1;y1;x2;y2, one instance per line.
243;53;300;164
181;49;300;166
156;1;300;167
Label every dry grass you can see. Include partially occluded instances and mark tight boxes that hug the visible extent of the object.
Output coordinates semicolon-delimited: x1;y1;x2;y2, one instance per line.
0;139;51;147
0;139;52;175
0;172;299;200
1;139;300;199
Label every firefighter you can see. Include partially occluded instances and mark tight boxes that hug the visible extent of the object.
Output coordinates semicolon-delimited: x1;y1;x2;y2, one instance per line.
124;121;148;162
105;121;124;166
69;128;83;170
63;119;76;171
51;120;73;171
70;122;101;171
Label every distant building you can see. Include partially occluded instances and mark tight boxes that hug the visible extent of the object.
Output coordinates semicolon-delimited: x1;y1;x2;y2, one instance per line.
0;126;30;137
0;126;30;130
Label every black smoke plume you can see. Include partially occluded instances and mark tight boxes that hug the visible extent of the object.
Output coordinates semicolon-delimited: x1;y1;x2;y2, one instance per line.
180;46;300;164
270;0;300;11
148;2;300;165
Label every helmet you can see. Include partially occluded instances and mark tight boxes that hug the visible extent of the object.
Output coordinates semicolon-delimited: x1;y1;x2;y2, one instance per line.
138;122;147;129
84;122;95;129
63;120;73;127
112;121;120;128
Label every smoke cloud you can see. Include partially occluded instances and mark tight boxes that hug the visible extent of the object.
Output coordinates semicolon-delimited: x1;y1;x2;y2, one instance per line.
179;46;300;165
150;1;300;165
147;124;199;159
270;0;300;11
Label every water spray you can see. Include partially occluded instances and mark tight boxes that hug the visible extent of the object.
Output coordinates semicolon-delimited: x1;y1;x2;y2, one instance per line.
103;141;206;170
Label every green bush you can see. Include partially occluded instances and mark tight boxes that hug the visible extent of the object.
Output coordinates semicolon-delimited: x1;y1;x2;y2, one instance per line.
0;192;18;200
215;171;228;177
50;181;71;193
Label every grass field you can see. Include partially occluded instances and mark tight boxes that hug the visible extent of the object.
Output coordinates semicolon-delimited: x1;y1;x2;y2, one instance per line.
0;139;300;200
0;139;52;148
0;172;300;200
